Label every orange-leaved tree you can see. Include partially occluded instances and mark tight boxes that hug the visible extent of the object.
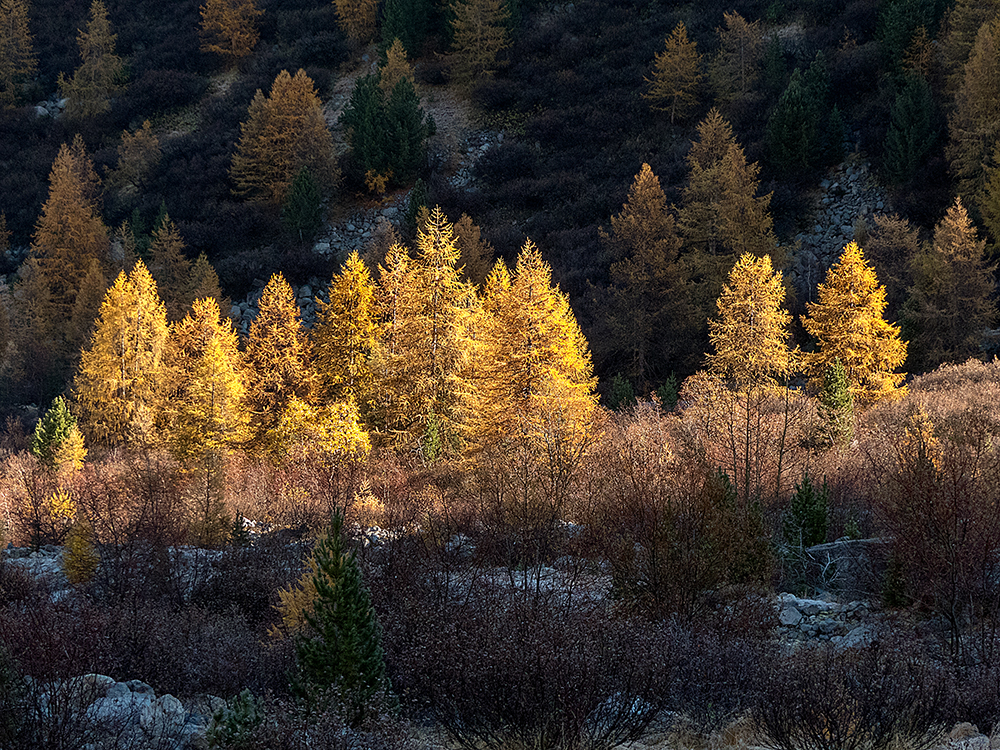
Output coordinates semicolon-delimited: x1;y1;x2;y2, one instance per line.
644;21;702;123
230;69;338;206
802;242;907;406
74;260;169;447
200;0;262;66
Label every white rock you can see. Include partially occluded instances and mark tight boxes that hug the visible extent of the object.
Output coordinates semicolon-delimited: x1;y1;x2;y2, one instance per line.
85;693;152;729
778;605;802;627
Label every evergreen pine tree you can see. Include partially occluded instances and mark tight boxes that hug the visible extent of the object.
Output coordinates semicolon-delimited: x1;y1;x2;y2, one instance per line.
282;167;324;241
384;77;428;184
379;0;429;57
30;396;78;467
295;509;389;726
783;473;829;548
0;0;37;108
816;358;854;447
883;74;939;184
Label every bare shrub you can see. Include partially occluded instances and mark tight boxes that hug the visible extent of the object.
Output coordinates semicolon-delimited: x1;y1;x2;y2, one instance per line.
862;368;1000;650
580;404;773;619
752;637;955;750
386;574;673;750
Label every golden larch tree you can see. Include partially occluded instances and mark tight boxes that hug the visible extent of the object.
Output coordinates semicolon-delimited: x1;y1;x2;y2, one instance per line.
378;38;416;98
230;69;339;206
450;0;510;84
243;272;316;452
462;241;598;518
333;0;377;43
313;250;378;410
0;0;37;108
200;0;262;66
802;242;907;406
58;0;123;119
31;137;109;315
108;120;161;193
903;197;997;371
946;17;1000;210
74;260;169;447
644;21;702;123
705;253;794;388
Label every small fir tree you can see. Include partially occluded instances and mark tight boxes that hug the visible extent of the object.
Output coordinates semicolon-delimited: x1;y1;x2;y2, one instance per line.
816;358;854;447
282;167;324;241
883;74;939;184
30;396;78;467
379;0;429;57
294;510;389;725
783;473;829;549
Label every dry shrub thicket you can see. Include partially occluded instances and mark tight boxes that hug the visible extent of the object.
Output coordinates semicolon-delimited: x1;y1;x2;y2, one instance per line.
4;362;1000;747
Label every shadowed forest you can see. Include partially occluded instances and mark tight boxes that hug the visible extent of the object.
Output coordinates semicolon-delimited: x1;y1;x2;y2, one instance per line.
3;0;1000;747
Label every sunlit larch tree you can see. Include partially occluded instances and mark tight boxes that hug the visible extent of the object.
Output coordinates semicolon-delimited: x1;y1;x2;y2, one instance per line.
163;296;248;543
74;260;169;447
802;242;907;406
462;241;598;522
313;250;378;412
706;253;795;388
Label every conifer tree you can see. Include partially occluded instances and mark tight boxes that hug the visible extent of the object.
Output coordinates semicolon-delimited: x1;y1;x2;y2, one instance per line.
937;0;999;95
295;509;389;725
453;213;494;286
983;141;1000;253
379;0;429;57
31;139;109;317
4;257;59;405
30;396;79;468
0;0;37;108
450;0;510;85
313;250;378;409
333;0;377;43
709;11;764;106
644;21;702;124
200;0;262;66
243;272;316;452
883;74;939;184
231;69;338;206
946;17;1000;209
783;473;829;548
58;0;123;120
864;214;922;318
462;240;597;462
600;163;686;388
148;215;193;322
903;197;997;370
75;260;169;446
67;256;108;364
186;252;225;312
108;120;161;194
282;167;324;241
802;242;907;406
816;358;854;447
705;253;794;388
378;38;415;98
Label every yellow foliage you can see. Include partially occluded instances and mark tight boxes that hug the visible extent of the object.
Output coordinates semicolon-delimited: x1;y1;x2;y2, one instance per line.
53;424;87;475
58;0;123;119
378;38;415;98
270;551;322;638
705;253;795;388
44;488;76;523
265;396;371;461
332;0;377;42
802;242;907;407
63;518;99;585
364;169;391;194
